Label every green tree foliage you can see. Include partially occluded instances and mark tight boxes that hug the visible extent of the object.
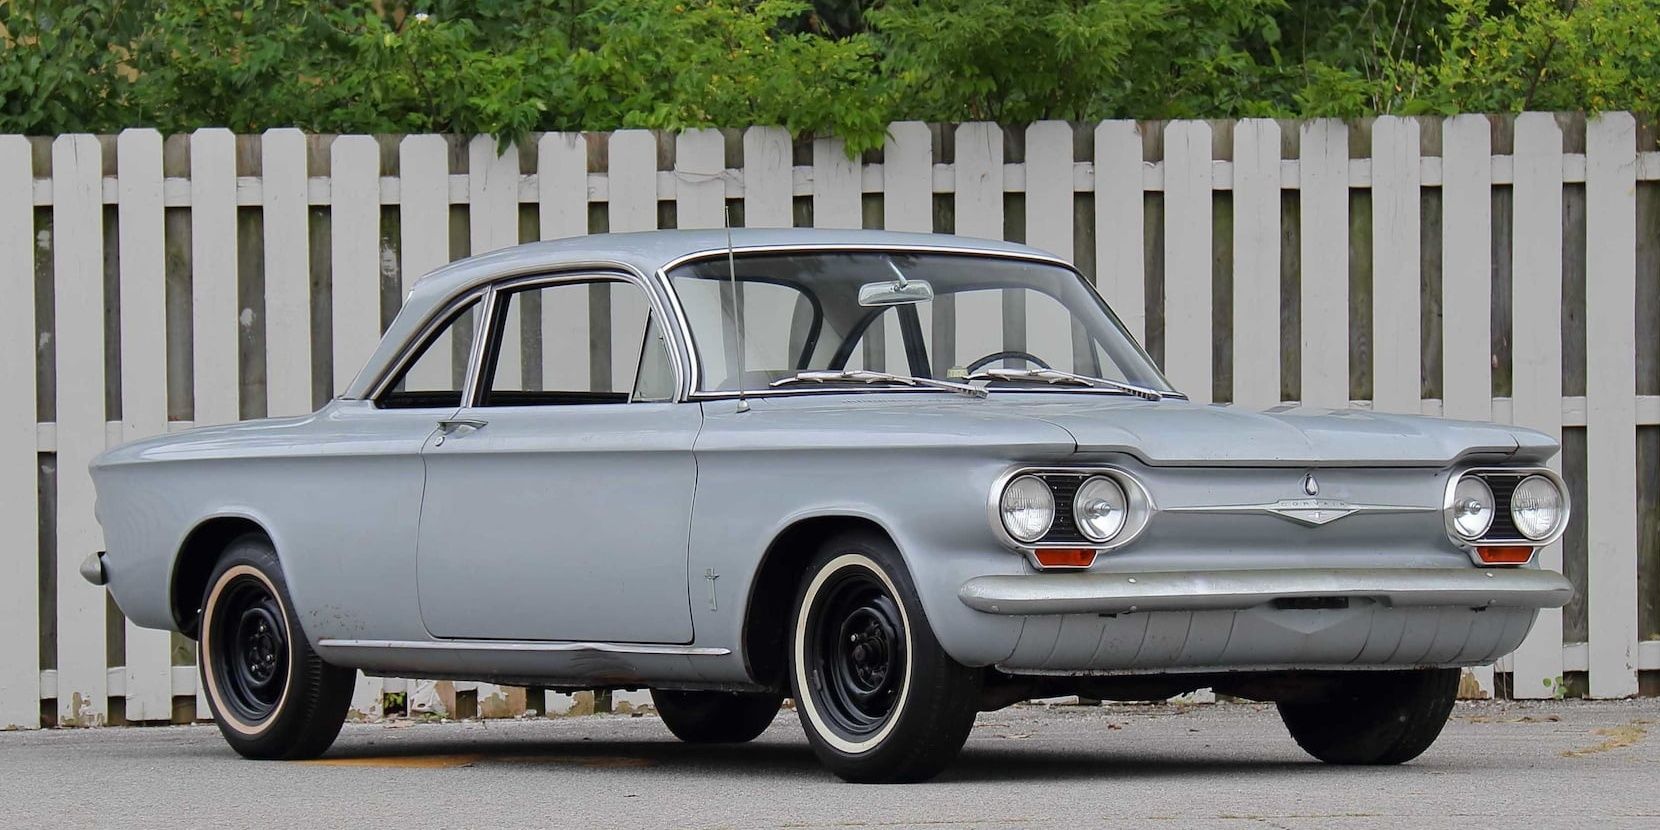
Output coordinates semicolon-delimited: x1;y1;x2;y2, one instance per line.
1;0;1655;148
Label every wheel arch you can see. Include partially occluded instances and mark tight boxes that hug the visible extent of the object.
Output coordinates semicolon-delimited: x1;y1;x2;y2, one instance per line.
740;513;904;689
170;513;276;638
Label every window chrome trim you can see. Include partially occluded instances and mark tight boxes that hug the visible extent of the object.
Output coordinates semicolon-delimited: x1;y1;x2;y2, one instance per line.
360;258;696;404
366;285;492;406
654;243;1175;399
987;465;1157;568
468;268;688;405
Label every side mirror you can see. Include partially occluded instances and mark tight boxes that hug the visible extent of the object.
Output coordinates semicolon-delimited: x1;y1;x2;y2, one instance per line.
858;279;934;307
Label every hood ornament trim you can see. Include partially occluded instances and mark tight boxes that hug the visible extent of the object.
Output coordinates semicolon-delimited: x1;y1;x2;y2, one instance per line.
1302;472;1320;496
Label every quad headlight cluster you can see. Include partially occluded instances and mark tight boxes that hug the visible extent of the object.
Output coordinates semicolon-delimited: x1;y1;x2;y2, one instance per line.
1444;468;1569;564
994;469;1152;554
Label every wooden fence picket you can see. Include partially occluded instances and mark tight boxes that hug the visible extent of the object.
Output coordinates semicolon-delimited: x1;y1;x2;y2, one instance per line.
1509;113;1566;697
1094;121;1145;344
811;135;860;231
1299;119;1349;410
954;123;1004;367
0;135;39;729
1370;116;1422;415
1231;119;1281;408
53;134;108;725
742;127;792;228
116;128;173;722
1163;121;1213;402
1584;113;1640;698
263;129;313;418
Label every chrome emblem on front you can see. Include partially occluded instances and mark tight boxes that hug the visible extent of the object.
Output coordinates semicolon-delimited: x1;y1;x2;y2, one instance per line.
1263;498;1355;526
1302;472;1320;496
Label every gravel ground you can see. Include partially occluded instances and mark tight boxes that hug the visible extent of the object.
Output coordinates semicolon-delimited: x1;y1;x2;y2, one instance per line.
1;698;1655;829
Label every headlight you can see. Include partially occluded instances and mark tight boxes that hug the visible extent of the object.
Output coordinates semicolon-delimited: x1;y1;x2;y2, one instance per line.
1510;475;1564;540
1449;476;1494;540
1073;476;1128;543
999;475;1055;543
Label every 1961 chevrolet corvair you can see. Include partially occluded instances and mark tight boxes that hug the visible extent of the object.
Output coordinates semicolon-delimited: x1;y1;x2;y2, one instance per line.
85;229;1573;782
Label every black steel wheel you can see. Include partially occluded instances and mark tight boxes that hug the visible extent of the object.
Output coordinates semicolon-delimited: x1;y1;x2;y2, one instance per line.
198;533;355;760
206;573;291;725
790;531;981;783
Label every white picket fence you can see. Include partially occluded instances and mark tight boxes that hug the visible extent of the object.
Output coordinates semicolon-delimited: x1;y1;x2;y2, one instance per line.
1;114;1656;729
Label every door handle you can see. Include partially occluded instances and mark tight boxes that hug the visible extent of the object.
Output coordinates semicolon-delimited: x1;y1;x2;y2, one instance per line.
434;418;488;445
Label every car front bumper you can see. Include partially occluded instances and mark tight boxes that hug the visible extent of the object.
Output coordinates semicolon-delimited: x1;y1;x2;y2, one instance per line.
955;567;1571;675
958;567;1572;616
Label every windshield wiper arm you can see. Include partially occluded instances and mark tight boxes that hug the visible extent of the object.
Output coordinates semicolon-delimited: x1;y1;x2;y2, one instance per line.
966;367;1164;400
770;369;986;398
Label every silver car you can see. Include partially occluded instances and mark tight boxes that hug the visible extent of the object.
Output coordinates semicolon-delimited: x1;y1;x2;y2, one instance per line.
86;229;1572;782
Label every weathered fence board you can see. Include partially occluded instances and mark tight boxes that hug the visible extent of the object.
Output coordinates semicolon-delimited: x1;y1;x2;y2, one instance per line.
0;135;39;730
116;128;174;722
1163;121;1212;402
1509;113;1567;698
4;114;1658;727
53;134;108;726
1584;114;1640;698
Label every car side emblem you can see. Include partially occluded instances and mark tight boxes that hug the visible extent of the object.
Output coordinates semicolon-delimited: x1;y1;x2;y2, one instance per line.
1302;472;1320;496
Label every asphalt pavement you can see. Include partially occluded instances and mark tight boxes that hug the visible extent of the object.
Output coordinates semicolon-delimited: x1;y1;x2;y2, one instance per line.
2;698;1654;829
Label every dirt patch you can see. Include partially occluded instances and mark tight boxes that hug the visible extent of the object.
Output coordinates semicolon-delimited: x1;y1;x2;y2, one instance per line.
1561;720;1652;757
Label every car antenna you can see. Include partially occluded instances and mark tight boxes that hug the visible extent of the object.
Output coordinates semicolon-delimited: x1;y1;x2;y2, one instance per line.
725;206;749;413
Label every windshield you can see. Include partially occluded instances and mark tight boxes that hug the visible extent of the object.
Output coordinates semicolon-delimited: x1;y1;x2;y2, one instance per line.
666;251;1173;395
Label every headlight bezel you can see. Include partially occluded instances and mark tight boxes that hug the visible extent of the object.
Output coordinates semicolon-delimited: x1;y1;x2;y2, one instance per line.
990;466;1155;559
1442;467;1570;564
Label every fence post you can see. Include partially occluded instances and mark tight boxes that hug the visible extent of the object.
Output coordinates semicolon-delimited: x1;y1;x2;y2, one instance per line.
1584;113;1640;699
0;135;40;729
1232;119;1282;409
53;134;108;726
1509;112;1566;698
117;128;174;722
1163;121;1213;402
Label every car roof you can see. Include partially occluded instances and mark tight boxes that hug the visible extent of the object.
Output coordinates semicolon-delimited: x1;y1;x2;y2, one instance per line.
342;229;1066;399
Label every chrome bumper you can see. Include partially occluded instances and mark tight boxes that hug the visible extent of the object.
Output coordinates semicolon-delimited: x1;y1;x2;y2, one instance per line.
958;567;1573;616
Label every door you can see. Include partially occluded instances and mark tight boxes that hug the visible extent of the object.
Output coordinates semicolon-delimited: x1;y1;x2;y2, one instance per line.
415;274;700;643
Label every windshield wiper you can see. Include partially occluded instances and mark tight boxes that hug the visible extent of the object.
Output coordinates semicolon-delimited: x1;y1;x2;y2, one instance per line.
966;367;1164;400
770;369;986;398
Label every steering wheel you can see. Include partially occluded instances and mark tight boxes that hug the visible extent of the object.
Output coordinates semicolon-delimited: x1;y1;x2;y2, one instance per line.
965;350;1051;374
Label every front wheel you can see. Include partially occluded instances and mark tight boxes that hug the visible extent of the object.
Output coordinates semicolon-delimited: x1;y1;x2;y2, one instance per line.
789;532;982;783
198;533;355;760
1277;669;1460;765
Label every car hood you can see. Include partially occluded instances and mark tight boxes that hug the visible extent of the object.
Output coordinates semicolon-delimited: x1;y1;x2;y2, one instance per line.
713;393;1553;467
1012;396;1548;467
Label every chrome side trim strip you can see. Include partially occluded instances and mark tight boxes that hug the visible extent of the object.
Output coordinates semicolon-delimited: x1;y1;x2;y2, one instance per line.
958;567;1574;616
316;638;731;657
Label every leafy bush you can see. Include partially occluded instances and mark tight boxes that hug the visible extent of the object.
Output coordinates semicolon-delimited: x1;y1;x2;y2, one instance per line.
1;0;1655;148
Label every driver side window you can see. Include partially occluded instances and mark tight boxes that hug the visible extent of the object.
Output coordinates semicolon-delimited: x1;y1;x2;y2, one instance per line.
479;278;675;406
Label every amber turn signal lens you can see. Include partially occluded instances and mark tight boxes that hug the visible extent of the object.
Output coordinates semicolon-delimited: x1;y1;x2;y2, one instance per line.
1033;548;1097;568
1475;545;1533;565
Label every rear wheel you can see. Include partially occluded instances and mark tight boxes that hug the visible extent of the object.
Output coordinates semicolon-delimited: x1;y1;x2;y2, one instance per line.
789;531;981;783
1277;669;1460;765
651;689;782;743
198;534;355;760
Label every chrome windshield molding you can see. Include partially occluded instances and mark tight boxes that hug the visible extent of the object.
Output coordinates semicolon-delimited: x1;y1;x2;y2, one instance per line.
987;466;1156;561
316;638;731;656
957;567;1574;616
654;244;1172;398
365;285;493;404
1442;466;1571;560
1161;500;1434;527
